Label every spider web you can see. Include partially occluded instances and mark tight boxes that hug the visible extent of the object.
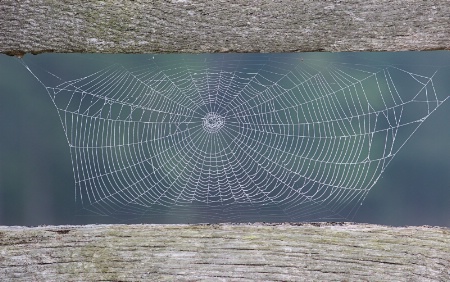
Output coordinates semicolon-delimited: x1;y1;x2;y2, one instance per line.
22;54;448;223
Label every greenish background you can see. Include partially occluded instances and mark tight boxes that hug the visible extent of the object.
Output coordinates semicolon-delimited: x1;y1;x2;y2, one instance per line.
0;52;449;227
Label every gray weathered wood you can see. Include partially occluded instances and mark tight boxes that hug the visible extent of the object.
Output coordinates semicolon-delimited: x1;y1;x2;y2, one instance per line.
1;0;449;56
0;223;449;281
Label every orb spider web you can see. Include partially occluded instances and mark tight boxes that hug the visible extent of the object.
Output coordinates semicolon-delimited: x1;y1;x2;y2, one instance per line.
22;53;448;223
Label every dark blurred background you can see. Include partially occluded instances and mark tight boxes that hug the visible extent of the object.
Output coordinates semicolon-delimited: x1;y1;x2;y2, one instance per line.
0;52;449;227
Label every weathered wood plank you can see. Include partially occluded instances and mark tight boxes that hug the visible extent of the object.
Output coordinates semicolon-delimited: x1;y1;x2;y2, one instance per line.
1;0;449;55
0;223;449;281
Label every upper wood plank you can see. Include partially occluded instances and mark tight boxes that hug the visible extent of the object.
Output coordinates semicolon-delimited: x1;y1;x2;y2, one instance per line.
1;0;449;55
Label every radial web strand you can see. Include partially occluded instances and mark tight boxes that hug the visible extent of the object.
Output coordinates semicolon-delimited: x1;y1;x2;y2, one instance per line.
22;54;449;223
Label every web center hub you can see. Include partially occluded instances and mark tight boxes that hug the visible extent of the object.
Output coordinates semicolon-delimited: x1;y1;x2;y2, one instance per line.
202;112;225;133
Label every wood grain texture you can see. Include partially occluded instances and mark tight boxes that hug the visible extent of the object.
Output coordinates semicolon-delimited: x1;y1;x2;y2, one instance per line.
0;223;449;281
1;0;449;55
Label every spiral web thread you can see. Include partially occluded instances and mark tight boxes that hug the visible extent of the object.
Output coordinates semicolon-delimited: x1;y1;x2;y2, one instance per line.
23;54;447;223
